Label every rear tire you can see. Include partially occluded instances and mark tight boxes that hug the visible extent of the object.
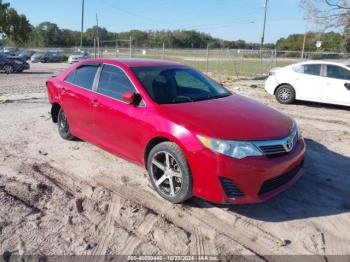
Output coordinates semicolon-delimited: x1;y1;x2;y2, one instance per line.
57;109;74;140
147;142;192;204
275;84;296;104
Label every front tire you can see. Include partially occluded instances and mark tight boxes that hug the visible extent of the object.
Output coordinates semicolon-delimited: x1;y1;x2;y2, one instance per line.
3;64;14;74
147;142;192;204
275;84;296;104
57;109;74;140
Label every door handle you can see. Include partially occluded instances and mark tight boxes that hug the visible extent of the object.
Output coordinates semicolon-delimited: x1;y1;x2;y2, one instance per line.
91;99;100;107
344;83;350;91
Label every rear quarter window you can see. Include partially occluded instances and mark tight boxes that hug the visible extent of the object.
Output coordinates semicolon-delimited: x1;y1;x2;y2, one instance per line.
293;64;321;76
65;65;98;90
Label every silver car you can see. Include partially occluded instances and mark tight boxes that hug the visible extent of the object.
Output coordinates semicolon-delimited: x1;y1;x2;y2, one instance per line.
68;50;90;64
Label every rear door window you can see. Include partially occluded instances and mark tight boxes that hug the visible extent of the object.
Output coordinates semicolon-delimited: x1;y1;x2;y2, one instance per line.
326;65;350;80
65;65;98;90
293;64;321;76
97;64;135;100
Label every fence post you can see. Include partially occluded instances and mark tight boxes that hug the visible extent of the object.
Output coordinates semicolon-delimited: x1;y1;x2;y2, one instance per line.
115;34;118;57
94;38;96;59
129;36;132;58
162;42;165;60
260;49;263;75
274;49;277;66
205;44;209;73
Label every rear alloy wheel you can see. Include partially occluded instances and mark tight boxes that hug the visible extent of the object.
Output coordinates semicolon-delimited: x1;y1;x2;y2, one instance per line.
57;109;75;140
275;84;296;104
147;142;192;203
3;64;14;74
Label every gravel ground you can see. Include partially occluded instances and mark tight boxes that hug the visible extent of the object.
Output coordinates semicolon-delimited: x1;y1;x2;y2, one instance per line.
0;63;349;258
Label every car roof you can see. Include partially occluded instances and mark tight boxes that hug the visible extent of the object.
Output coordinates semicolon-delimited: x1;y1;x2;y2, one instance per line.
86;58;184;67
292;60;349;67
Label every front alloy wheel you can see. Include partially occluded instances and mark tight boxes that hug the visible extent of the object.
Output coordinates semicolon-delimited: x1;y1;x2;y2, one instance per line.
3;64;14;74
151;151;183;197
275;84;296;104
148;142;192;203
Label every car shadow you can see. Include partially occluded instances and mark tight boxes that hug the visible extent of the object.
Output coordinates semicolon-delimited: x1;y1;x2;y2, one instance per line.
20;71;54;75
187;138;350;222
294;100;350;111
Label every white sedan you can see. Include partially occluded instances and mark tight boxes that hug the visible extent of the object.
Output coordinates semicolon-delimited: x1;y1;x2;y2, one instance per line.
265;61;350;106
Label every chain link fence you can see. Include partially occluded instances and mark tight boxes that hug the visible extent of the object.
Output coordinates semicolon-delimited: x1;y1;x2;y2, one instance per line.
24;46;350;80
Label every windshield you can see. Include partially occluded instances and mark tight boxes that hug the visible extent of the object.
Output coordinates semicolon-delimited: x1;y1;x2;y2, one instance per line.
131;66;231;104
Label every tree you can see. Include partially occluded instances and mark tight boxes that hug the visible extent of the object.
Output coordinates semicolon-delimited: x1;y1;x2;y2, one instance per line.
301;0;350;28
31;22;62;47
0;1;32;46
301;0;350;50
85;26;110;46
4;8;32;45
0;0;9;34
276;31;344;51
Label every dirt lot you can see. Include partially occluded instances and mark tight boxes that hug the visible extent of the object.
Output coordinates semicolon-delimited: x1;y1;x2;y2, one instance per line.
0;63;349;258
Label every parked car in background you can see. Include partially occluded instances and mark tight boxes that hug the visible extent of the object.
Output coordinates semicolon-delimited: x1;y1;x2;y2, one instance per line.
265;60;350;107
18;50;35;61
46;58;305;204
3;47;20;57
0;52;30;73
68;50;90;63
31;51;64;63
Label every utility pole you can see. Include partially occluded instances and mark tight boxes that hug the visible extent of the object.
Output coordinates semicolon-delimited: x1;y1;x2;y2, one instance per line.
129;35;132;57
96;13;100;57
206;43;209;73
260;0;269;52
80;0;84;48
115;33;118;57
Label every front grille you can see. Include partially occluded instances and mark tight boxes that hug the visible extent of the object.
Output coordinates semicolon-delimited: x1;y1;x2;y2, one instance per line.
258;144;286;155
219;177;245;198
259;162;303;195
254;128;299;156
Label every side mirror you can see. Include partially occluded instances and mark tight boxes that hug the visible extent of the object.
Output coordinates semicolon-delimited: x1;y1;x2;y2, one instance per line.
344;83;350;91
121;91;136;104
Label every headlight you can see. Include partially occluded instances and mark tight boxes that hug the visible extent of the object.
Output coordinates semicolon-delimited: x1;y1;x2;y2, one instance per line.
14;60;23;64
197;135;262;159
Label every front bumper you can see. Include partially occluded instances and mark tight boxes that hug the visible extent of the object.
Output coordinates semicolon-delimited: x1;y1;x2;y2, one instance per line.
23;63;30;70
189;138;306;204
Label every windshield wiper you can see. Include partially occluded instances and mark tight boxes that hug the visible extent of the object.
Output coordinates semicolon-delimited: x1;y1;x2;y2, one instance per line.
192;93;231;102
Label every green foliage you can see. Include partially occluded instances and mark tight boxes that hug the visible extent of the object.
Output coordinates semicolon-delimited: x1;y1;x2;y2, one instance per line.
30;22;64;47
0;1;32;46
276;31;345;52
0;0;10;33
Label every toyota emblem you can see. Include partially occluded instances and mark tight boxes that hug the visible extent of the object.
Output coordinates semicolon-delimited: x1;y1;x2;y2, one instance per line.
286;138;293;151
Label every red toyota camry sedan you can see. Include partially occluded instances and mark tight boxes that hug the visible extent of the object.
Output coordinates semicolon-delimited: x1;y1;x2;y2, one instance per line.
46;59;305;204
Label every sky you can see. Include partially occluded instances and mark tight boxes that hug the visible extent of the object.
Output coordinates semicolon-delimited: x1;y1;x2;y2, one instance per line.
7;0;310;43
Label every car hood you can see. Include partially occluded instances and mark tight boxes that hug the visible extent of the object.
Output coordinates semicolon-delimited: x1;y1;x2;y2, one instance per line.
158;94;293;141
